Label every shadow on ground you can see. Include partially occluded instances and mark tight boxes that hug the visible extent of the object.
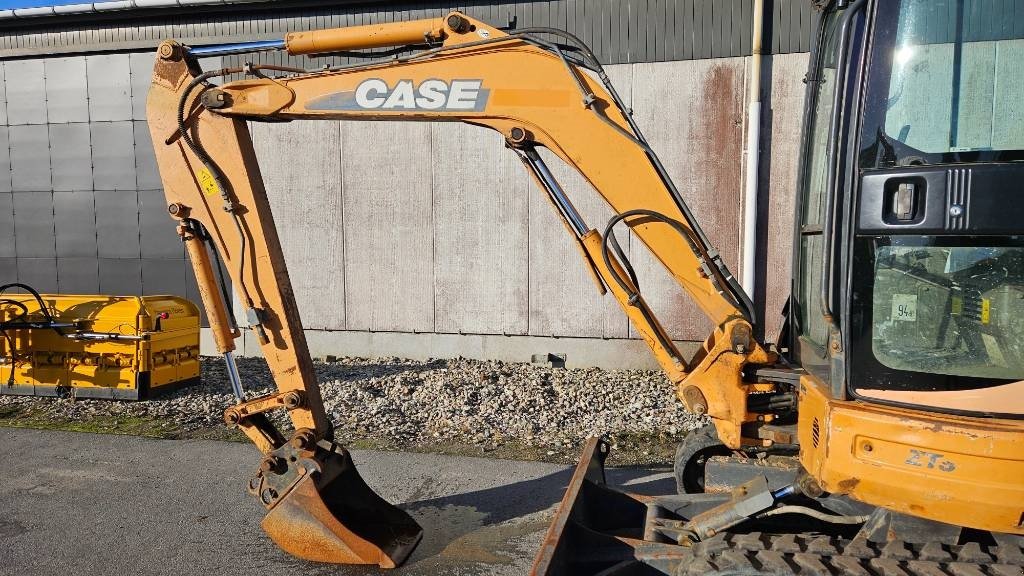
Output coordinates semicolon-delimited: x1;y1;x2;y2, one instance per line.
401;465;675;565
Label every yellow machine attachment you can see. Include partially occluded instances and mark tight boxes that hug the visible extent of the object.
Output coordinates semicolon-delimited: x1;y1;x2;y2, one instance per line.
0;288;200;400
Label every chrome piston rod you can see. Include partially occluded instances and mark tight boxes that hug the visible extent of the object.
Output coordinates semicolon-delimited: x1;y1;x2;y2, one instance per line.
520;147;589;237
224;350;245;401
185;39;287;58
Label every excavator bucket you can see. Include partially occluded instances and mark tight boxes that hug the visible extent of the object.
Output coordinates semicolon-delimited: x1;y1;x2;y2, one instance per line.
531;437;717;576
258;443;423;568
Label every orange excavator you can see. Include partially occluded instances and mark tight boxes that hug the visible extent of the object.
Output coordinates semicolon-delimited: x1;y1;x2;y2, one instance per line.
147;3;1024;573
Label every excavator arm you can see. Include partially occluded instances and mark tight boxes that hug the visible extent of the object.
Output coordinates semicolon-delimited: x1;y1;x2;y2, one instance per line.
147;12;777;568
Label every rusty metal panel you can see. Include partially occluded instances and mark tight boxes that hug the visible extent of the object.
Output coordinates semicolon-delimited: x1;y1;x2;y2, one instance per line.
527;64;632;340
250;119;345;331
760;53;809;342
431;122;530;336
629;58;746;341
341;121;434;333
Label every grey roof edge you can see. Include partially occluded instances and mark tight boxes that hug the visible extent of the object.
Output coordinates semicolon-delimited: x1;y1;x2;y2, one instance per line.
0;0;276;20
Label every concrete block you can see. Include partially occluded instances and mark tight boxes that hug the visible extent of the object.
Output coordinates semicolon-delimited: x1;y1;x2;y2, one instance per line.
341;121;434;333
251;119;345;330
431;122;529;336
49;123;93;191
4;60;46;125
992;39;1024;150
91;121;137;190
44;57;89;123
9;125;51;191
885;43;953;151
86;54;132;122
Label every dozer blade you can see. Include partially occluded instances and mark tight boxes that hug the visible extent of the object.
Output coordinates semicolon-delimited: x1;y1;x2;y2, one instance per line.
531;437;721;576
256;441;423;568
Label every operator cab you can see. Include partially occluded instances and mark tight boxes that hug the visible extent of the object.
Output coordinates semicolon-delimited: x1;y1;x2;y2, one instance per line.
790;0;1024;418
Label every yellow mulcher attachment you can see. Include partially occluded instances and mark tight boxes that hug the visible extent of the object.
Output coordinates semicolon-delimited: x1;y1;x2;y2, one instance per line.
0;283;200;399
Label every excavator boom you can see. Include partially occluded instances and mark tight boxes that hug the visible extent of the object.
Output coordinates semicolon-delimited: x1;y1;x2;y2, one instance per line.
147;11;777;567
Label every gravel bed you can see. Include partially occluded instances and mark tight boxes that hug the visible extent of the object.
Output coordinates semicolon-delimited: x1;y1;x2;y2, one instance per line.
0;356;704;462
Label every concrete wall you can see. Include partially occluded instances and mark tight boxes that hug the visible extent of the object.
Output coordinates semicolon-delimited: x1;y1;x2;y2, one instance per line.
230;53;810;367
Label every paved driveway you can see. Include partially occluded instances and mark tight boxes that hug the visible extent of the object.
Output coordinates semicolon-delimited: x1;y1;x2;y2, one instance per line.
0;428;673;576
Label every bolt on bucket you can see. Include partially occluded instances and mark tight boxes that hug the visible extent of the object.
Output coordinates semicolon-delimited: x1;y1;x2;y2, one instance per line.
251;440;423;568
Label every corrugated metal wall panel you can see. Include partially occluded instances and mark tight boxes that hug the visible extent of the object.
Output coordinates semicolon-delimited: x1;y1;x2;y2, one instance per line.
0;0;816;62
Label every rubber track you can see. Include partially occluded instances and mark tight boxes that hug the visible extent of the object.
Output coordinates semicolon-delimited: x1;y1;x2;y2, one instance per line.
676;532;1024;576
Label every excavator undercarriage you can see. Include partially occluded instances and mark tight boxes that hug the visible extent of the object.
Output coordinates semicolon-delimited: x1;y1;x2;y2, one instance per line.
534;438;1024;576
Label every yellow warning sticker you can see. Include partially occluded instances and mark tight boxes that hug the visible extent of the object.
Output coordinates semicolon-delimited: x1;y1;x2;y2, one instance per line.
951;295;963;315
198;168;220;196
981;298;991;324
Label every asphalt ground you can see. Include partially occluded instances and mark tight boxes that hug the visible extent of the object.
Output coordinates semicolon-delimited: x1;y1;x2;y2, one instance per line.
0;428;674;576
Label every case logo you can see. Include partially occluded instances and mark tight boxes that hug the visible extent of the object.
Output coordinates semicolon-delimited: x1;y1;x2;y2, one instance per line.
307;79;489;112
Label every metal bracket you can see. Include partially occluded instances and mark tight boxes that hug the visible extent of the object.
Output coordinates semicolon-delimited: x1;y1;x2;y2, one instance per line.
224;390;307;427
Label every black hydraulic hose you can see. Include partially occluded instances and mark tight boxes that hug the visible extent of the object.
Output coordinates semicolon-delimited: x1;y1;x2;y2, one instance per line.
0;298;29;385
0;299;29;321
0;283;55;324
603;210;744;316
600;210;717;364
0;284;56;386
175;68;259;312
